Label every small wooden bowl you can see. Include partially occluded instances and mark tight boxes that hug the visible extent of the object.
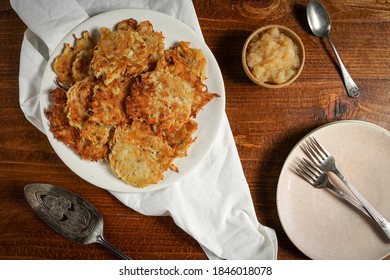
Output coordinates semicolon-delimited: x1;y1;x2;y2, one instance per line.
242;25;305;88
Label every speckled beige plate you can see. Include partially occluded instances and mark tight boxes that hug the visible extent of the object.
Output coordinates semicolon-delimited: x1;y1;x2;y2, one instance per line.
277;120;390;259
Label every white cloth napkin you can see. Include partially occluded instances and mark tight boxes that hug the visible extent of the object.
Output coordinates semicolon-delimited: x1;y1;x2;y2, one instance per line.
11;0;278;260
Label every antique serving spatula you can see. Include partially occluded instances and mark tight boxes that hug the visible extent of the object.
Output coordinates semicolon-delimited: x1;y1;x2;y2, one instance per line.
24;183;131;259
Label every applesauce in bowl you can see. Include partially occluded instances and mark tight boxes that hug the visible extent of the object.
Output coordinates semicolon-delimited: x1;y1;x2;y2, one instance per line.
242;25;305;88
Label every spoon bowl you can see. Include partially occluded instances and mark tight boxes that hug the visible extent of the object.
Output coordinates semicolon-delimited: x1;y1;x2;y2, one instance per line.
306;0;331;37
306;0;360;98
24;183;131;259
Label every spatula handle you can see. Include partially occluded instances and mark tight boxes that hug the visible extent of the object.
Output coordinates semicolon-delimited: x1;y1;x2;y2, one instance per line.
96;235;132;260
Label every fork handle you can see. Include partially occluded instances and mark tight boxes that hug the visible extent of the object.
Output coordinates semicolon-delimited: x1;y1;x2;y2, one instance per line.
333;169;390;239
326;183;370;218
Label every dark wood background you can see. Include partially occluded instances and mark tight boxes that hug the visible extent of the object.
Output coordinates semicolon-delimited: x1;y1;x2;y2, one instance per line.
1;0;389;259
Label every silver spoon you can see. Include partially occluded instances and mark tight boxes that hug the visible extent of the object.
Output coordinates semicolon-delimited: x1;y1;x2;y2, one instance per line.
307;0;360;98
24;183;131;260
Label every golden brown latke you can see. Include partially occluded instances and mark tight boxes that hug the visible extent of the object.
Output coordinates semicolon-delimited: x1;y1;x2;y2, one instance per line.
115;19;165;64
167;120;198;158
47;18;218;188
115;18;138;31
75;137;109;161
46;87;79;147
109;121;175;187
126;59;195;136
90;20;164;85
136;21;165;63
89;78;131;126
126;41;218;136
66;77;95;129
90;27;148;84
46;87;109;161
164;41;207;82
164;41;219;117
53;31;95;87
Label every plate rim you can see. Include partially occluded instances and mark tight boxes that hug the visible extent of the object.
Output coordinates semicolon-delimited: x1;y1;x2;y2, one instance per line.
39;8;226;193
276;120;390;259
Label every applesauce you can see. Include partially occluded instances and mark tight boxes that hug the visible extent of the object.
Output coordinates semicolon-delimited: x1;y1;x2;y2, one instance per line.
246;27;300;85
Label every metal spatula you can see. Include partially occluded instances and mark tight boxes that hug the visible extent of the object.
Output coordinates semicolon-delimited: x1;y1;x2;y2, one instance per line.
24;183;131;259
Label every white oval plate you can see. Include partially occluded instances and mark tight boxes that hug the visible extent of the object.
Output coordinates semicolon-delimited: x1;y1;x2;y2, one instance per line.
277;120;390;259
39;9;225;193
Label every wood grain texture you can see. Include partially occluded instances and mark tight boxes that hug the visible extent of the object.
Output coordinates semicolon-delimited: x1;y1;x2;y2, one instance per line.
0;0;389;260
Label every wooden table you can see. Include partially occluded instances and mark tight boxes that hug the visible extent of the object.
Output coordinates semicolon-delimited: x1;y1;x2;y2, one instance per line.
1;0;389;260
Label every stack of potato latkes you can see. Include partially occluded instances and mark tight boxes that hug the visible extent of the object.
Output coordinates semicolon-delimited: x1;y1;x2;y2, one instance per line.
46;18;218;188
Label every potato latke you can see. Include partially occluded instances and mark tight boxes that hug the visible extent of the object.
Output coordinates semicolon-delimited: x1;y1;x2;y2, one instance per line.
46;18;218;188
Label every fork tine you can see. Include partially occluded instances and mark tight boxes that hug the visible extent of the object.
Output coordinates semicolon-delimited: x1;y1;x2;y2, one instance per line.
296;158;321;183
311;137;330;157
302;158;321;176
296;167;313;183
301;140;321;164
307;137;326;161
296;162;315;184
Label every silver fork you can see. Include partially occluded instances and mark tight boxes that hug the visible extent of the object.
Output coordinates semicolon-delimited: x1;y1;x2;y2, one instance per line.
296;158;370;218
302;137;390;239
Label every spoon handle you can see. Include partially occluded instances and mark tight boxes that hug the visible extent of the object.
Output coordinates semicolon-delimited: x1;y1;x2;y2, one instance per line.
96;235;132;260
325;36;360;98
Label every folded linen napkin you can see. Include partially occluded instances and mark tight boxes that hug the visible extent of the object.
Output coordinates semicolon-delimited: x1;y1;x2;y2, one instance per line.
11;0;277;259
